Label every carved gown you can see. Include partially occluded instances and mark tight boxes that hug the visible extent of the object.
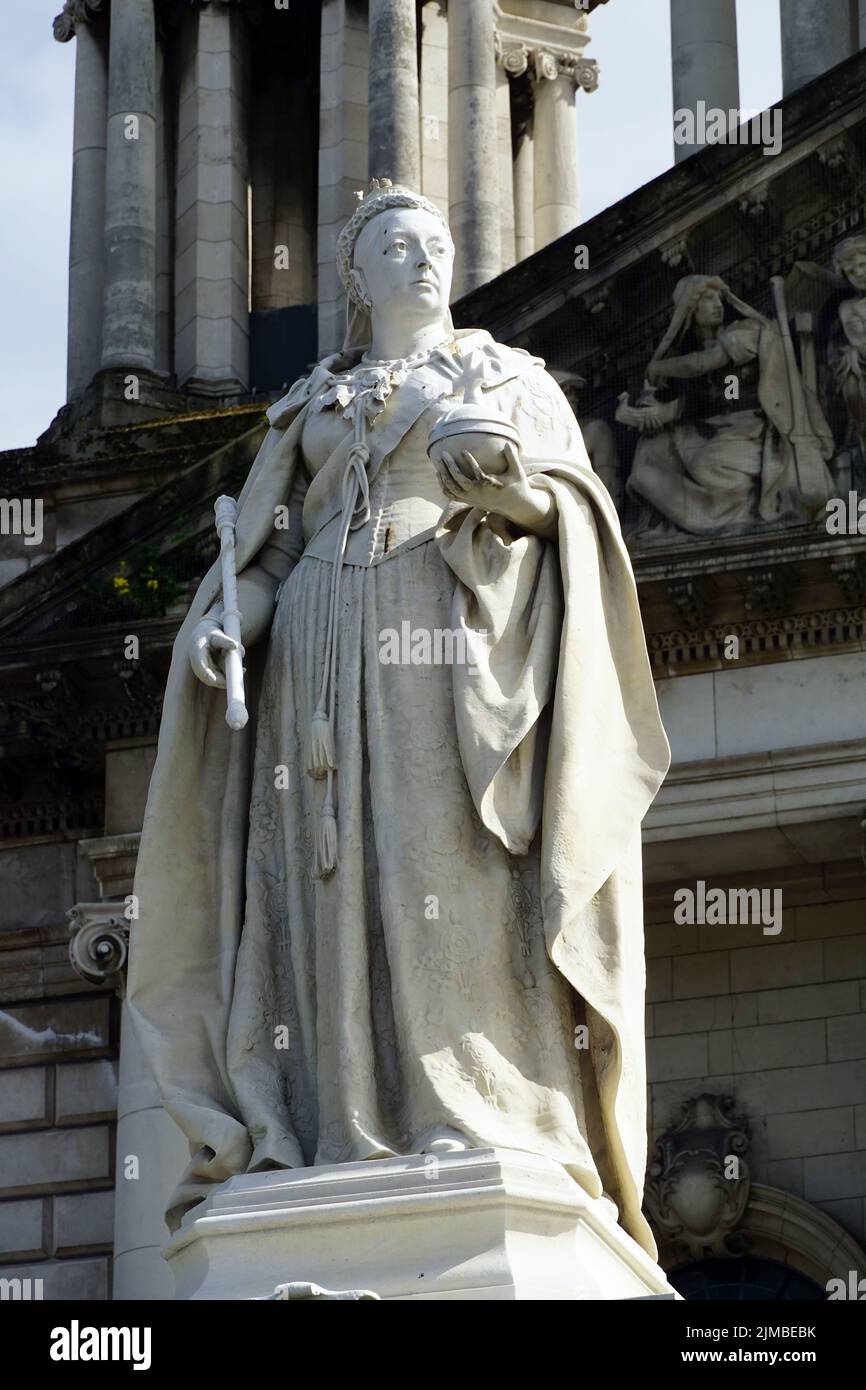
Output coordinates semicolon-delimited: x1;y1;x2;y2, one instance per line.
227;342;598;1184
127;327;669;1250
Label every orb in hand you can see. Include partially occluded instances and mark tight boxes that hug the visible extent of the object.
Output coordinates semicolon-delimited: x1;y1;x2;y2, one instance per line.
427;406;522;478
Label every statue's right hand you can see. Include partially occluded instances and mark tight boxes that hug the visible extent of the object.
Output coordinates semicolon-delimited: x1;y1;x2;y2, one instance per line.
189;617;241;690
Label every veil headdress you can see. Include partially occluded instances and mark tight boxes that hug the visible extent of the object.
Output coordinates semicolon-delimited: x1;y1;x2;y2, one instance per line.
335;178;456;355
648;274;770;367
650;271;772;366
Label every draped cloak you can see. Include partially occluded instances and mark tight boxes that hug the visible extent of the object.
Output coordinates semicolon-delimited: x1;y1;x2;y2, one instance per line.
126;328;671;1254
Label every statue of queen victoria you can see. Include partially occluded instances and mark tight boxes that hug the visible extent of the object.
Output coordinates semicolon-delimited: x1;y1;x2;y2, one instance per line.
127;183;670;1257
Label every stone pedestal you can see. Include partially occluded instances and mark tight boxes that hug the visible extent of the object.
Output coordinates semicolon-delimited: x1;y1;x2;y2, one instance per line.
165;1149;678;1301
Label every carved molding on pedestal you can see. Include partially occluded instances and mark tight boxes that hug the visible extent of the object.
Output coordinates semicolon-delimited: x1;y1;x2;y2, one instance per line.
251;1281;380;1302
68;901;130;994
645;1095;751;1262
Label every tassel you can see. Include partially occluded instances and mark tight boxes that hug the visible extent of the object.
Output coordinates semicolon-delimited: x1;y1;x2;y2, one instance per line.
307;708;336;779
314;796;338;880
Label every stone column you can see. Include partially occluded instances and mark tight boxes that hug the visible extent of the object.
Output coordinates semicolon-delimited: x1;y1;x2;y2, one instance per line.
154;41;173;379
317;0;369;355
532;52;588;250
779;0;857;95
861;0;866;49
419;0;449;216
368;0;420;186
175;2;249;395
513;122;534;262
670;0;739;163
448;0;500;298
495;65;516;271
54;3;108;399
101;0;158;372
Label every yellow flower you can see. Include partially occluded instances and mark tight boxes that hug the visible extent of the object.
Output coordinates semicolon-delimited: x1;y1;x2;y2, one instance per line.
146;578;159;590
113;576;130;591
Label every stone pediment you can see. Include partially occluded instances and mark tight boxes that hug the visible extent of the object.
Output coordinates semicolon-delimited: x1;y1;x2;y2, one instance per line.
0;404;268;652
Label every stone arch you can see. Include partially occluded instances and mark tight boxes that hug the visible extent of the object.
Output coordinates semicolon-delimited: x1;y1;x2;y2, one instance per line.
657;1184;866;1295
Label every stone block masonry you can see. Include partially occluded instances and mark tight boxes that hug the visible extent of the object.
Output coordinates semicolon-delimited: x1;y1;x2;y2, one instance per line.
0;928;118;1299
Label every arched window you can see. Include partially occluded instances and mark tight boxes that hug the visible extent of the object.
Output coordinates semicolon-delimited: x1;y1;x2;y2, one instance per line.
670;1257;826;1301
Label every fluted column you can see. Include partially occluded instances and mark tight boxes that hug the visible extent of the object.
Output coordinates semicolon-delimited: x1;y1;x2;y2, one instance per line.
54;2;108;399
513;121;534;262
448;0;500;298
670;0;739;162
101;0;157;371
532;51;595;250
368;0;420;185
175;1;249;394
780;0;857;95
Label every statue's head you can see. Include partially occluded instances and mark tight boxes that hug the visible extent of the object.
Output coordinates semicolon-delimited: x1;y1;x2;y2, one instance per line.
672;275;727;329
693;285;725;329
337;181;454;330
834;236;866;292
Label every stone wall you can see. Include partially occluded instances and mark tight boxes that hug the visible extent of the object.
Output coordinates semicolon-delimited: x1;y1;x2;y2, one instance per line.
646;894;866;1249
0;922;118;1300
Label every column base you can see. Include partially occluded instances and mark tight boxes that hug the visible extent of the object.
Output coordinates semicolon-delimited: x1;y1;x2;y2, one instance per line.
164;1148;679;1301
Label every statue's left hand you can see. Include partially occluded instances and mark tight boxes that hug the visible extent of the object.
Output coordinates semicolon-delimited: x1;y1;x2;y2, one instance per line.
434;442;557;538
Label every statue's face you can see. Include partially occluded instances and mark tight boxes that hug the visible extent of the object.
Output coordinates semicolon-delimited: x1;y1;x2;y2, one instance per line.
842;250;866;292
694;287;725;327
351;207;454;320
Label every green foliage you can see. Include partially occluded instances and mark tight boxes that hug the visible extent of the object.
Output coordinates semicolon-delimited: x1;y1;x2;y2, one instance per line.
81;525;202;621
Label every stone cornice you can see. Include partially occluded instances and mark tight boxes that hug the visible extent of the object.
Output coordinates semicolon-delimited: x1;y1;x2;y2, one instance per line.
494;0;598;91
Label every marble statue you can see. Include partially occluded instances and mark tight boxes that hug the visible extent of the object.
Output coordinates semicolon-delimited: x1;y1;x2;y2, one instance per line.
126;183;670;1258
617;274;835;537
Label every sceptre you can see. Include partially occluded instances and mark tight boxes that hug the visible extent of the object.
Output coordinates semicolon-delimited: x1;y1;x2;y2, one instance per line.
213;495;248;731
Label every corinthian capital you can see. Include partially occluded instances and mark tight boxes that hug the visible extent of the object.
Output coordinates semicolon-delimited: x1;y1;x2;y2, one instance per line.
53;0;105;42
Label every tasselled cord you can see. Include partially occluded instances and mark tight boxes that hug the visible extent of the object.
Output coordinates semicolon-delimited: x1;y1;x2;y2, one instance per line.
308;395;374;878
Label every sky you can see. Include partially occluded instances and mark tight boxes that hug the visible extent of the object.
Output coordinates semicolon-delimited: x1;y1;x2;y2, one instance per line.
1;0;783;451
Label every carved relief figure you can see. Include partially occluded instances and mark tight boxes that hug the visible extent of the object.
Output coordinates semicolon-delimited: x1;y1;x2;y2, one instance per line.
617;275;834;537
549;368;623;509
126;184;669;1256
831;236;866;470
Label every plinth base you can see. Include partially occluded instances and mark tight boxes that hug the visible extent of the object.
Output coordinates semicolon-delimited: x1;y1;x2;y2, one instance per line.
165;1148;678;1301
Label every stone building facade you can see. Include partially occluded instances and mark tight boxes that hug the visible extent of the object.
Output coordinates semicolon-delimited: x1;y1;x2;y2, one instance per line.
1;0;865;1301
